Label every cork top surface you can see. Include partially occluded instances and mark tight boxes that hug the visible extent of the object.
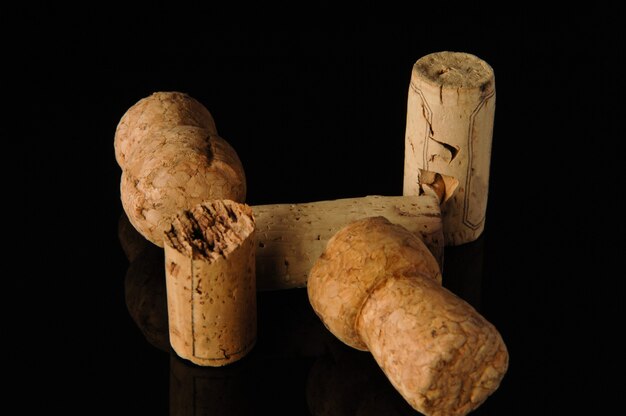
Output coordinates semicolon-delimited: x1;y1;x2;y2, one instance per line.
164;200;255;261
413;51;494;89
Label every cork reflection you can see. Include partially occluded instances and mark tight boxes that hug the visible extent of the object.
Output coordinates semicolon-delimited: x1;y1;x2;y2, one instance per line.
307;334;419;416
120;211;329;413
121;214;169;352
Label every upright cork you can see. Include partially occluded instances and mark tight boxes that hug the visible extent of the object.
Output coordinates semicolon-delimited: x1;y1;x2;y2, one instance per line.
404;51;495;245
164;200;256;366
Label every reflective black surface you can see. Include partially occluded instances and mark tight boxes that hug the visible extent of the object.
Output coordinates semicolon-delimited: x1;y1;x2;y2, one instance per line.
119;217;496;415
17;18;620;414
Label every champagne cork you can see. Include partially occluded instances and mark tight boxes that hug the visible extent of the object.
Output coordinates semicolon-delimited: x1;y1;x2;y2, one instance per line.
164;200;256;366
308;217;508;415
404;51;495;245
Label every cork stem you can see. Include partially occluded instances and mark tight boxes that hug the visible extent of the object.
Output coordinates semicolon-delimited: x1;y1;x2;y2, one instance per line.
164;200;257;366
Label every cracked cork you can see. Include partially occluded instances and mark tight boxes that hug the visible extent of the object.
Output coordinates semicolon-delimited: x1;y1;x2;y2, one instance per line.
404;52;496;246
115;92;246;246
308;217;508;416
164;200;256;366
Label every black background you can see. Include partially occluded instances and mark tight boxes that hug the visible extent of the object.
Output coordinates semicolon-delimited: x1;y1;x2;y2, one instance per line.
11;14;623;414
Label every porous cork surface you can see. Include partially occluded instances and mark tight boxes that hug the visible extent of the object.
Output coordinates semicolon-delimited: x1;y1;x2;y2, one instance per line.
116;92;246;246
165;200;255;261
358;274;508;416
115;91;217;168
308;216;508;415
308;217;441;350
254;193;444;291
413;51;494;90
164;200;256;366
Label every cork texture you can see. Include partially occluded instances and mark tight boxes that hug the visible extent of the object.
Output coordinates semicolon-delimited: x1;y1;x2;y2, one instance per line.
115;91;217;168
254;194;444;290
358;274;508;416
308;217;508;415
412;51;493;89
404;51;495;246
164;200;256;366
308;217;441;350
116;92;246;246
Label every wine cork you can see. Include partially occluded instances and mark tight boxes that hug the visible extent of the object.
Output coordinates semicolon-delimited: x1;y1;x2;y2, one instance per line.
253;193;444;290
164;200;256;366
404;51;495;245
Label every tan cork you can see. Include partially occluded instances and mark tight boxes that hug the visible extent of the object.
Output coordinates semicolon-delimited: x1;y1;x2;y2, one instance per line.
164;200;256;366
253;193;444;290
404;51;495;245
308;217;508;415
116;92;246;246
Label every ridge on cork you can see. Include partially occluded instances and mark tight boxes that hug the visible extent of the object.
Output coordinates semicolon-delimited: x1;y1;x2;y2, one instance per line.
164;200;255;262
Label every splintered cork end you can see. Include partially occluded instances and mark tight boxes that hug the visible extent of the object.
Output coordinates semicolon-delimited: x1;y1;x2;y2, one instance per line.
164;200;255;262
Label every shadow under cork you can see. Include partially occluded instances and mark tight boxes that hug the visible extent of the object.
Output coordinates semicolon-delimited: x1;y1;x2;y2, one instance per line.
119;211;329;414
441;235;486;311
307;333;420;416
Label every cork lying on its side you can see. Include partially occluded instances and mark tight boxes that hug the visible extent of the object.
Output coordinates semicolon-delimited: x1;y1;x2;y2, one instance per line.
308;217;508;416
116;92;246;246
253;193;444;290
309;217;441;351
164;200;256;367
116;191;445;292
358;274;508;415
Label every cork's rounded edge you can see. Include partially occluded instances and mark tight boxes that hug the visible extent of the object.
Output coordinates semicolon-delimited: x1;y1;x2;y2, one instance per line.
113;123;127;169
412;51;495;91
115;91;219;169
120;171;165;247
176;338;257;367
307;218;381;351
357;273;509;415
208;134;248;203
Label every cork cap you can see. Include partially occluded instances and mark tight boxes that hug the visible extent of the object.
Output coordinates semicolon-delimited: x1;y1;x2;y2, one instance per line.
307;217;442;350
413;51;494;91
